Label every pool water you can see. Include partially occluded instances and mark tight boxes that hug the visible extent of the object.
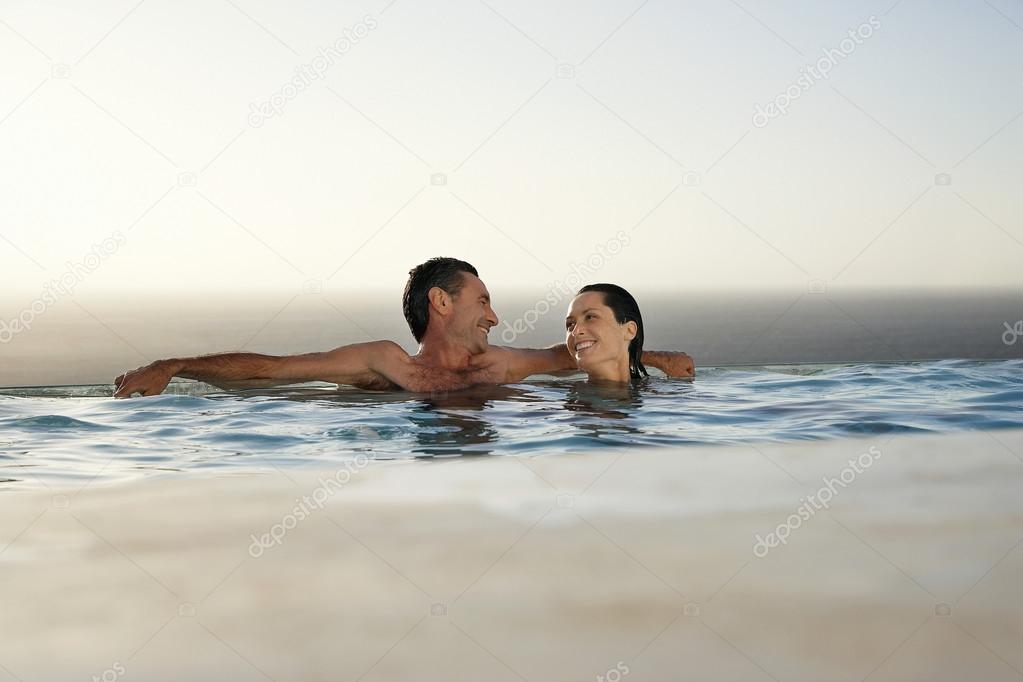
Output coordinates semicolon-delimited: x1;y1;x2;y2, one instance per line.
2;359;1021;489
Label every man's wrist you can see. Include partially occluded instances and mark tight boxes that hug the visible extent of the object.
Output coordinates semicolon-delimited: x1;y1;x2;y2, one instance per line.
642;350;694;375
158;358;185;377
641;350;663;369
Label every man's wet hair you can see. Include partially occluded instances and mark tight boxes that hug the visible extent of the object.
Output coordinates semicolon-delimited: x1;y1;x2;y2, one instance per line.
403;257;479;342
578;283;648;382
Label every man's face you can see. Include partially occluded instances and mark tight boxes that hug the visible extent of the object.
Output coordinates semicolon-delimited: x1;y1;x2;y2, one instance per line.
448;273;499;353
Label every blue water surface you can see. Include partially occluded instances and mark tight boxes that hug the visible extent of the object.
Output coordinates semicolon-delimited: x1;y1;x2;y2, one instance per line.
1;359;1021;489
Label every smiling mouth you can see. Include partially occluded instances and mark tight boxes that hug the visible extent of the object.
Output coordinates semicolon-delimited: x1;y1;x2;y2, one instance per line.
574;339;596;355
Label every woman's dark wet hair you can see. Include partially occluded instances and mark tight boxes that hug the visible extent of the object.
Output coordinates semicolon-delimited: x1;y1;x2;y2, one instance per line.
403;257;479;342
577;283;648;382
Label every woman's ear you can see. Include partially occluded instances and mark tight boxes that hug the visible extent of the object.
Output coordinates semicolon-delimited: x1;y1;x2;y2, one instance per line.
428;286;451;315
623;320;638;341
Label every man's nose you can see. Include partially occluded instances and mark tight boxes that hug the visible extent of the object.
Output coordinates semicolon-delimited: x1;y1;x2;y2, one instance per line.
487;306;499;326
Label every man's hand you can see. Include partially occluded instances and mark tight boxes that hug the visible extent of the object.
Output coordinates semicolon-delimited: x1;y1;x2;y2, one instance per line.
113;360;180;398
642;351;694;378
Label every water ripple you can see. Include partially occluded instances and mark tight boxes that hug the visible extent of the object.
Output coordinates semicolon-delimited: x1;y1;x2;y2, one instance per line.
1;360;1021;488
3;415;111;431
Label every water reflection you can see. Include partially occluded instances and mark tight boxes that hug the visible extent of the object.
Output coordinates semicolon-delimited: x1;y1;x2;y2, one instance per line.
563;381;645;441
408;385;524;456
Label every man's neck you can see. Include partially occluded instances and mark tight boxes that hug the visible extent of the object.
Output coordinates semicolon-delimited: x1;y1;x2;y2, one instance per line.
414;333;477;369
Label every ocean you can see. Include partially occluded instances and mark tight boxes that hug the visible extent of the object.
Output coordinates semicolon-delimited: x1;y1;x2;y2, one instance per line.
2;291;1022;681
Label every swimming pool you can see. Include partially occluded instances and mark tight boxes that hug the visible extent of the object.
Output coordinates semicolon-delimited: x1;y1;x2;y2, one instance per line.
2;359;1021;489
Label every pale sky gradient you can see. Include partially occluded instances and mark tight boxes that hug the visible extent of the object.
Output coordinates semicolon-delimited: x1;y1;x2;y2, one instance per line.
2;0;1022;303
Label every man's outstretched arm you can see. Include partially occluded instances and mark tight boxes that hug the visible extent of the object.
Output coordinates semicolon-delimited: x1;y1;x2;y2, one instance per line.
498;344;695;381
113;341;480;398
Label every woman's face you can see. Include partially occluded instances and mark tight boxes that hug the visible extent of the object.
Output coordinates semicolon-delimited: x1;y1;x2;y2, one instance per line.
565;292;637;379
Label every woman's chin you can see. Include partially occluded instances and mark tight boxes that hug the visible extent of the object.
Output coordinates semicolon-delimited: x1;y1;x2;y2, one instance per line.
574;356;595;373
577;357;610;376
574;346;602;367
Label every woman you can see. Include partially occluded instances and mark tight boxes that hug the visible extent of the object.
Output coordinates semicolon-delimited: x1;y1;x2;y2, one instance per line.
565;283;648;384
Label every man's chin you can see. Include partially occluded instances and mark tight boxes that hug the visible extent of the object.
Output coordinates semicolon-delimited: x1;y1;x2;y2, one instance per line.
468;332;491;354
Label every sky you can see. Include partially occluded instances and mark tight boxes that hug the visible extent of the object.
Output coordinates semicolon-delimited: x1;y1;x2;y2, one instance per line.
1;0;1022;305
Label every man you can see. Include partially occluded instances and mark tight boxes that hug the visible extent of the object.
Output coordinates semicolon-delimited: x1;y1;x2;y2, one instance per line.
113;257;693;397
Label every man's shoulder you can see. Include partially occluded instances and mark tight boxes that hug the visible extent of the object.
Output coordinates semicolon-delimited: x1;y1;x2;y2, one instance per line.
320;340;412;381
487;344;572;379
336;339;409;360
370;339;409;357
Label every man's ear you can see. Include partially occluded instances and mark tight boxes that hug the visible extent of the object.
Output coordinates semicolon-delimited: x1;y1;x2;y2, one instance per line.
623;320;638;341
427;287;451;316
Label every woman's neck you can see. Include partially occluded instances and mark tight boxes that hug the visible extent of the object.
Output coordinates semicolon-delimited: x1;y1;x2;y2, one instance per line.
586;355;632;384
